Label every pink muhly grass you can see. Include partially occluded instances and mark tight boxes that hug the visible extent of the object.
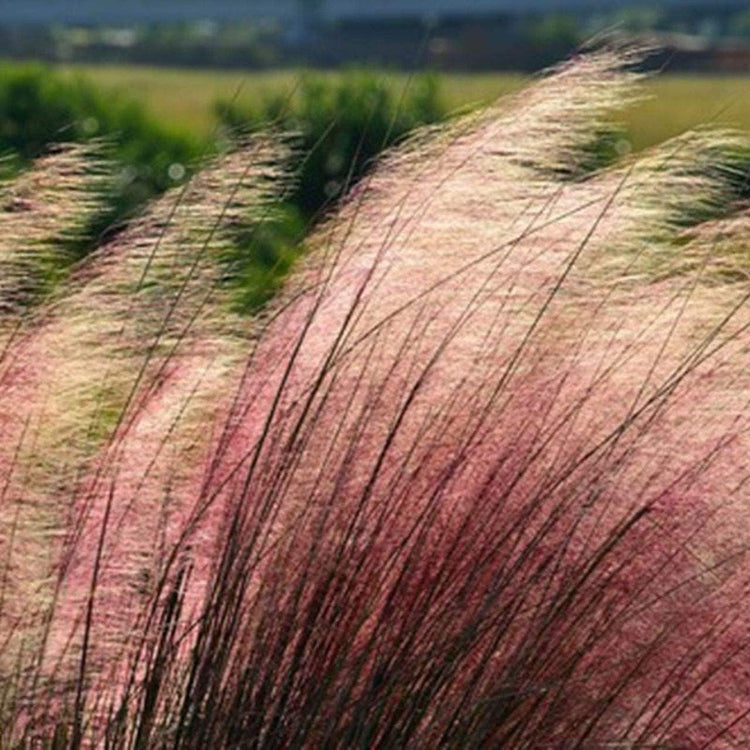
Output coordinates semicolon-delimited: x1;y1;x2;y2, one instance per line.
4;47;750;747
0;139;285;733
145;51;750;746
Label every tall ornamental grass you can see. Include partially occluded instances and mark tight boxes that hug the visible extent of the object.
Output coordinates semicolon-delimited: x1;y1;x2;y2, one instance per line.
1;47;750;747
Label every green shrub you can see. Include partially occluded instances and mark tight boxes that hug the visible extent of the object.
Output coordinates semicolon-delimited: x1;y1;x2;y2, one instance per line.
215;70;446;218
0;63;205;227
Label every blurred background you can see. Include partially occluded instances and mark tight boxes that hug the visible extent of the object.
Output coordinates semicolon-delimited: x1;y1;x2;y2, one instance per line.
2;0;750;72
0;0;747;272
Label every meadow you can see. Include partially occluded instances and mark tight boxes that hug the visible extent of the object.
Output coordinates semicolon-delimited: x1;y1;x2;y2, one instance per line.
59;62;750;150
0;49;749;746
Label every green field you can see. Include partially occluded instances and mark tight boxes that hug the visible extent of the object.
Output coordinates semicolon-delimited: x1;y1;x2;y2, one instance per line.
56;64;750;152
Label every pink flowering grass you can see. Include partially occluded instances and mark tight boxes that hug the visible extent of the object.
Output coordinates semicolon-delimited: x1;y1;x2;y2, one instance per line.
0;140;285;732
2;47;750;747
